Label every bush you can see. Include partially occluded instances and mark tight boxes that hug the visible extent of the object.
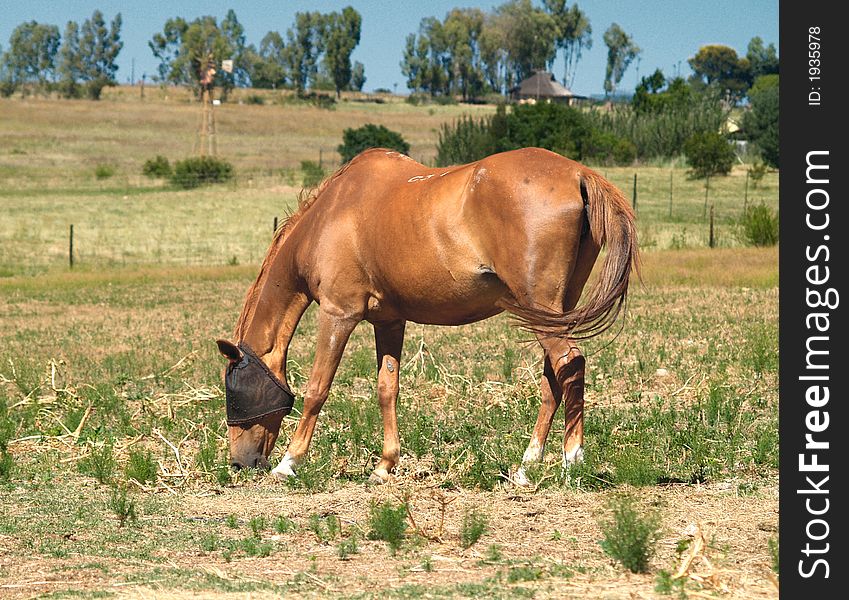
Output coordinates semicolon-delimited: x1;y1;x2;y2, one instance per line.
95;164;116;179
78;442;116;484
683;131;735;178
0;79;16;98
599;494;662;573
142;155;172;178
739;203;779;246
583;129;637;166
108;485;138;527
338;124;410;163
300;160;326;187
743;75;779;168
436;113;499;166
244;94;265;105
171;156;234;189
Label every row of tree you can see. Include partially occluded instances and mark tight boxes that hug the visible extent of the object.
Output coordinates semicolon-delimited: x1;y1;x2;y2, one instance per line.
401;0;594;100
149;7;364;98
0;11;122;99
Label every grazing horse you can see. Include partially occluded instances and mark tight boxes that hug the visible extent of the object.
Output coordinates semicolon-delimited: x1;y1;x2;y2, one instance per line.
216;147;638;484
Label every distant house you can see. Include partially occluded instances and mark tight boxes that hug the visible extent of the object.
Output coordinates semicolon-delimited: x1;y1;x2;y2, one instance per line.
511;71;585;105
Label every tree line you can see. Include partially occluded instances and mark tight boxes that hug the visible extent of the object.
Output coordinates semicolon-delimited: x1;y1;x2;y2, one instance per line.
0;11;122;99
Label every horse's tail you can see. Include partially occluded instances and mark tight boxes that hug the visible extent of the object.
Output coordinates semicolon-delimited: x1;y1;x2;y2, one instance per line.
504;169;640;339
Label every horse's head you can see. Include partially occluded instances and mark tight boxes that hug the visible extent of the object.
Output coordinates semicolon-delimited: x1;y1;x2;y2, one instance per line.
216;339;294;470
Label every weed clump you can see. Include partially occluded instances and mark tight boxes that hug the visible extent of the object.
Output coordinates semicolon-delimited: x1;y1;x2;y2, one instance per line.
367;500;408;554
78;441;116;484
599;494;662;573
300;160;326;188
125;447;157;484
459;508;489;549
108;485;138;527
95;164;116;179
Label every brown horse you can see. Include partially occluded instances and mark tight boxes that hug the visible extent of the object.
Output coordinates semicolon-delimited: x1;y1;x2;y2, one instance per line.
216;147;638;484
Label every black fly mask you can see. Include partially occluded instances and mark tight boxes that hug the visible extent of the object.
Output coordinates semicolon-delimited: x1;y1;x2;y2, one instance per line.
225;343;295;425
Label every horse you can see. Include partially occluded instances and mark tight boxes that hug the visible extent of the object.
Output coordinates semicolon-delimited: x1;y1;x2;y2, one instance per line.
216;146;638;485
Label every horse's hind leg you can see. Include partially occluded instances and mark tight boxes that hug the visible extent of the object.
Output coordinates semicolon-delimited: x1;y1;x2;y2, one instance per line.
271;307;359;480
370;320;406;484
514;336;584;485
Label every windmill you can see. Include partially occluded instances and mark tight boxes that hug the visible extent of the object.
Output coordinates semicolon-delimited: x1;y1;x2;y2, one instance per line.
195;55;233;157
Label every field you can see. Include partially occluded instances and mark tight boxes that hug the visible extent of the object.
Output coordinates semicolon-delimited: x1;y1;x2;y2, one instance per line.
0;90;778;598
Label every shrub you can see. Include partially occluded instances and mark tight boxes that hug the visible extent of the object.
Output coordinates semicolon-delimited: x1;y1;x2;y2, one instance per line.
244;94;265;105
743;75;779;168
683;132;735;179
95;164;116;179
599;494;662;573
300;160;326;187
459;508;489;549
171;156;234;189
367;500;408;554
436;110;501;166
739;203;779;246
338;124;410;164
0;78;16;98
125;447;157;484
142;155;172;178
583;129;637;166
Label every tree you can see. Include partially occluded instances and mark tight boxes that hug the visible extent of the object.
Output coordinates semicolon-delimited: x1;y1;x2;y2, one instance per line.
337;124;410;163
542;0;592;88
1;21;61;91
350;60;366;91
284;11;324;94
245;31;287;89
688;44;750;103
220;9;249;92
602;23;640;98
400;32;430;94
58;21;83;97
442;8;486;101
148;17;188;83
492;0;558;85
75;10;123;99
743;74;779;167
321;6;362;98
683;131;735;178
746;36;778;80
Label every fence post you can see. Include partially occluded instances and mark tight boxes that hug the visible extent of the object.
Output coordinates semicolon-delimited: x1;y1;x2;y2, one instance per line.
632;173;638;211
69;224;74;269
273;216;278;233
709;205;715;248
743;169;749;213
703;176;710;219
668;170;673;218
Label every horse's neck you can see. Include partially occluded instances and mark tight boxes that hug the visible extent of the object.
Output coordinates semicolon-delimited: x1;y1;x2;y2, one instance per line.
238;246;310;383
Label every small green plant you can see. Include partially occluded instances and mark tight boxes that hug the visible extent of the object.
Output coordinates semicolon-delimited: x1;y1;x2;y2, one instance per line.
249;515;266;539
171;156;234;189
142;155;172;178
300;160;326;188
226;255;239;266
78;442;116;484
459;508;489;549
367;500;408;555
748;161;768;188
125;447;157;484
274;515;296;534
739;203;778;246
655;569;688;597
199;532;220;552
338;123;410;164
0;450;12;481
108;485;138;527
309;513;341;543
94;164;115;179
598;494;662;573
225;514;238;528
337;534;359;560
240;536;274;557
768;535;779;574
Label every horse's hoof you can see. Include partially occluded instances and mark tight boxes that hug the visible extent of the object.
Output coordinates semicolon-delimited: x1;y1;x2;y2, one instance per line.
368;470;391;485
271;453;297;481
511;466;531;487
562;446;585;470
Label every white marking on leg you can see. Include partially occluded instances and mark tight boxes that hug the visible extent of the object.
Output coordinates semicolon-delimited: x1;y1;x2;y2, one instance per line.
521;438;544;464
512;466;531;487
562;445;584;469
271;452;297;480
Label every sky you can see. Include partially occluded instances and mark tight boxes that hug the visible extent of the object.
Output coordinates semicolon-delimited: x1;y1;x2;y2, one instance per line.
0;0;778;97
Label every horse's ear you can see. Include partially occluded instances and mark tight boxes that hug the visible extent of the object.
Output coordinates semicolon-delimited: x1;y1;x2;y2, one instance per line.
216;339;242;363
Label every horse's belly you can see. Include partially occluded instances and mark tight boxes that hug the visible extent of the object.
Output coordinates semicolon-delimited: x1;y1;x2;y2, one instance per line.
367;269;506;326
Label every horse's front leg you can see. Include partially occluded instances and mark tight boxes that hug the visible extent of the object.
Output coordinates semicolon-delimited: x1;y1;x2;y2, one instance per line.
271;307;359;480
370;320;406;484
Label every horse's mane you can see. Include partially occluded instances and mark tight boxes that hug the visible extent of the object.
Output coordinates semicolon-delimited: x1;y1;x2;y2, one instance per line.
233;157;359;339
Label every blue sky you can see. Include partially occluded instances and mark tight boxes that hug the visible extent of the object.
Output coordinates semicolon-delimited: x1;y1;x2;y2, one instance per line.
1;0;778;96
